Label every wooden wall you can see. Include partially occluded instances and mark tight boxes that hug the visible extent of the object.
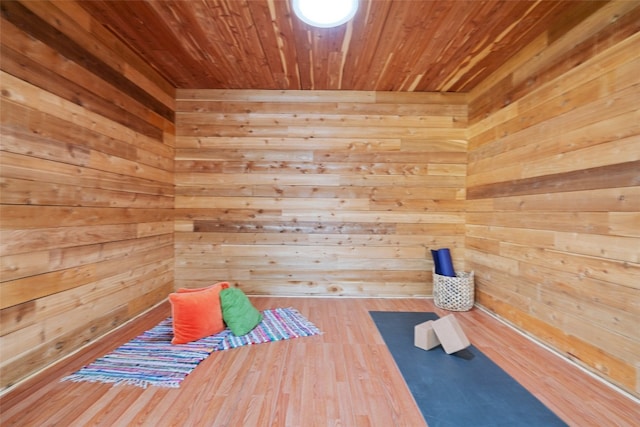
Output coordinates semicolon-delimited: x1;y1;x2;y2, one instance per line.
1;0;637;401
175;90;467;296
0;1;175;390
466;1;640;398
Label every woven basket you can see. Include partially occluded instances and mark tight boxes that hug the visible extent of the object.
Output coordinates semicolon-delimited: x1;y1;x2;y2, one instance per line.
433;269;474;311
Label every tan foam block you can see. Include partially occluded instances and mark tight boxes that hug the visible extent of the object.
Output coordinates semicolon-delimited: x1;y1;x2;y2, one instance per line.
414;320;440;351
432;314;470;354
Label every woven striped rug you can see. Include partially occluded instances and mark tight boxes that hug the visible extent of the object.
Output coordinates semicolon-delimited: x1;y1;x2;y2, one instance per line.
62;307;321;389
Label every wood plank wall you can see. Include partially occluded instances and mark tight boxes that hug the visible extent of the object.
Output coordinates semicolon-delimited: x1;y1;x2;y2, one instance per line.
0;1;175;390
2;0;637;402
175;90;467;296
466;1;640;398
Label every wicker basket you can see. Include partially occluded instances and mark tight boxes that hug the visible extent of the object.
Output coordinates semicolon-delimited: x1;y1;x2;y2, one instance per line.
433;269;474;311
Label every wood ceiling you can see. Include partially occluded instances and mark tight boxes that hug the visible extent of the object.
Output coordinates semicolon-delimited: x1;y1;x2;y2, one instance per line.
80;0;594;92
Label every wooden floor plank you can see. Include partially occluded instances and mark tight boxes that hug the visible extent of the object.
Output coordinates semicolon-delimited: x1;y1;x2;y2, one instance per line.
1;297;639;426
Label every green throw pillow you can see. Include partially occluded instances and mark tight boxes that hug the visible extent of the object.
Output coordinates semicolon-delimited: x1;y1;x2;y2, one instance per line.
220;287;263;336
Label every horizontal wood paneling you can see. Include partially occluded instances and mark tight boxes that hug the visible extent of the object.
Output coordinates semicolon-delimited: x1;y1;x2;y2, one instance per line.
0;1;175;391
175;90;467;296
467;1;640;398
1;0;637;404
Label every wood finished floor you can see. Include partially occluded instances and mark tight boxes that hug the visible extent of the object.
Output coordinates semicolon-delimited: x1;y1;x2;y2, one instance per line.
1;297;639;426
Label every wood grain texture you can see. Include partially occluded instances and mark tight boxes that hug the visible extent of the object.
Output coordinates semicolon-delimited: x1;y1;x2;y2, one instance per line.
76;0;583;92
174;90;467;297
466;0;640;399
1;0;639;404
0;0;174;120
1;298;639;426
0;0;174;391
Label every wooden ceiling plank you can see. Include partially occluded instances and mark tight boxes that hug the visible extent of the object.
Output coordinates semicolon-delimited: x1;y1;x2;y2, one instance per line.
152;0;242;88
443;1;570;92
62;0;175;101
412;1;481;92
76;0;611;92
289;13;314;89
79;0;216;88
246;0;291;88
351;0;429;91
193;0;277;89
373;1;444;91
268;0;306;89
434;0;530;92
341;0;394;91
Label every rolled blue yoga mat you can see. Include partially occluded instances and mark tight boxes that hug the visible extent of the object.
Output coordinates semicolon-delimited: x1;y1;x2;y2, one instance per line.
431;250;441;275
431;248;455;277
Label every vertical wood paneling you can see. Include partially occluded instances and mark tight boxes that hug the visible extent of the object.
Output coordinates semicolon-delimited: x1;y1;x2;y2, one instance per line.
78;0;582;93
467;1;640;398
0;0;175;390
175;90;467;296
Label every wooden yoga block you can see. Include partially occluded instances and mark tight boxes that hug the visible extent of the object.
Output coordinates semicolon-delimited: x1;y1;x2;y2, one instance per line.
414;320;441;351
432;314;470;354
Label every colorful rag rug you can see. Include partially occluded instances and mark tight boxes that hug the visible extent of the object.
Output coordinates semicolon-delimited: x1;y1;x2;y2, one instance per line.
62;307;321;389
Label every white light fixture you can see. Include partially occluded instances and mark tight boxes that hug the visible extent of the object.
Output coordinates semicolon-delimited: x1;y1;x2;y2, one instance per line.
292;0;359;28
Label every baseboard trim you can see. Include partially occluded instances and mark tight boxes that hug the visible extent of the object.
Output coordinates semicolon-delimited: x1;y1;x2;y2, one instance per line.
474;303;640;404
0;298;168;398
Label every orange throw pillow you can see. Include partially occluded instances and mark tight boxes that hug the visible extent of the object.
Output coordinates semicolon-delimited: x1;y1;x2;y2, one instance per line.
169;282;230;345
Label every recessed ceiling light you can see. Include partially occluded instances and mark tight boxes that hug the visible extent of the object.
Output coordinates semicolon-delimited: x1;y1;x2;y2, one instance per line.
292;0;359;28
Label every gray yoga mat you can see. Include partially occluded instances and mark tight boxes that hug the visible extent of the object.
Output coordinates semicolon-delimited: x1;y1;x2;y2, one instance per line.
369;311;567;427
